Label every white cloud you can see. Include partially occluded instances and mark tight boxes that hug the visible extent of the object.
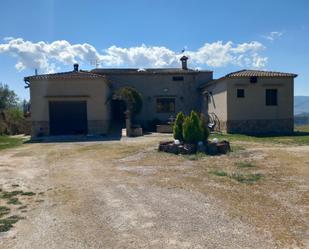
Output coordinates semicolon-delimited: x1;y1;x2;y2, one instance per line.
0;38;268;73
262;31;284;42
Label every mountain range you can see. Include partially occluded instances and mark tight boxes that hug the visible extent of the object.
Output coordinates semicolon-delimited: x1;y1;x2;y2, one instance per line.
294;96;309;115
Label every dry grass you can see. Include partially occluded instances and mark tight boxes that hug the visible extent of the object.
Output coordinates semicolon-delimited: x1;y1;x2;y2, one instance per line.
118;138;309;247
0;133;308;247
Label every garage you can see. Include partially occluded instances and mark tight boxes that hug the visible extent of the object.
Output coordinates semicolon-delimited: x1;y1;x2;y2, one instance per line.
49;101;88;135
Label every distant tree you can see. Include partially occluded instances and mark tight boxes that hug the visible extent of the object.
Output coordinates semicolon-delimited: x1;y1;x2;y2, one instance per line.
0;83;19;110
0;83;29;135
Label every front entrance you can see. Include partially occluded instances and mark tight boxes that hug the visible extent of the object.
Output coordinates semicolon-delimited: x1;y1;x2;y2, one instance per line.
111;99;126;127
49;101;88;135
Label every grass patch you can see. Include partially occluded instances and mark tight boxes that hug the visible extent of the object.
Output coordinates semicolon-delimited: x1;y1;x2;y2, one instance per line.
7;197;22;205
17;205;27;210
0;136;25;151
0;206;10;218
230;173;262;184
209;126;309;145
21;191;35;196
210;170;262;184
235;161;256;168
1;190;36;205
0;191;23;199
184;152;206;161
231;145;246;152
211;170;228;177
0;215;23;233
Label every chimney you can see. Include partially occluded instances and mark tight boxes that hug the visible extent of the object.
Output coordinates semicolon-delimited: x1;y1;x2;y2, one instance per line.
180;56;188;70
73;63;79;72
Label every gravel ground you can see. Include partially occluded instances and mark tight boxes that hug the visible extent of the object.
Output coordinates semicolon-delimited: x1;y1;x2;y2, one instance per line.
0;135;306;248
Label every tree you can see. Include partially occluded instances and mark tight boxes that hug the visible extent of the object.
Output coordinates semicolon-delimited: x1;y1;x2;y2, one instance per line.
182;111;203;144
0;83;19;110
0;83;28;135
173;112;184;141
113;87;143;115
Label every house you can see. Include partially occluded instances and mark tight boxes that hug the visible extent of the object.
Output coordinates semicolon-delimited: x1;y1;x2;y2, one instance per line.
201;70;297;134
24;57;297;137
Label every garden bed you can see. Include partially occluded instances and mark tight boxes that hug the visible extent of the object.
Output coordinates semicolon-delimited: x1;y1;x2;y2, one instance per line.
158;140;231;155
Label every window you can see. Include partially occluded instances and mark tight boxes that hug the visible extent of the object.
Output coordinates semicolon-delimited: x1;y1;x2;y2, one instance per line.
172;76;184;81
237;89;245;98
266;89;278;106
156;98;175;113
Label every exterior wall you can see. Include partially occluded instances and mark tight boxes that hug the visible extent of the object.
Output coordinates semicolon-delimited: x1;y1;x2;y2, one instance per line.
226;77;294;133
105;72;213;126
30;78;110;137
202;81;228;131
226;119;293;134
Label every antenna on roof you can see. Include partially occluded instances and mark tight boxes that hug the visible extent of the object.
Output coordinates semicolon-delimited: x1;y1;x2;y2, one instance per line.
90;59;100;68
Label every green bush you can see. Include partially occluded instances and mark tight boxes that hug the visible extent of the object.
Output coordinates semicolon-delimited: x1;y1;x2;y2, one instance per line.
200;113;210;142
182;111;203;144
173;112;185;141
0;109;29;135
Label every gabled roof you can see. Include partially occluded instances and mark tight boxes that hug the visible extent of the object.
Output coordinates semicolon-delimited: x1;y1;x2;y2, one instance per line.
224;69;297;78
24;70;105;81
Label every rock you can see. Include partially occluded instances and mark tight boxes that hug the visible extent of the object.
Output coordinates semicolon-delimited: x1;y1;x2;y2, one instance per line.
206;142;218;155
167;144;179;154
158;141;174;152
178;145;187;154
183;144;197;154
216;140;231;154
197;144;206;153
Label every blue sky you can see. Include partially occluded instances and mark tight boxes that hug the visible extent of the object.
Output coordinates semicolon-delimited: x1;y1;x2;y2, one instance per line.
0;0;308;100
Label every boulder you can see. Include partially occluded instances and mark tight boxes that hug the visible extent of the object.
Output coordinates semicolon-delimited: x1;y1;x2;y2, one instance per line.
216;140;231;154
206;142;218;155
183;144;197;154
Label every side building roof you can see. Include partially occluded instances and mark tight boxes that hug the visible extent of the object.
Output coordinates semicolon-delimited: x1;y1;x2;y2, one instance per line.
24;70;105;81
224;69;297;78
199;69;297;89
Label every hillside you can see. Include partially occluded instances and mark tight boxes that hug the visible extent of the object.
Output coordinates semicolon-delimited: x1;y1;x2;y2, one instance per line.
294;96;309;115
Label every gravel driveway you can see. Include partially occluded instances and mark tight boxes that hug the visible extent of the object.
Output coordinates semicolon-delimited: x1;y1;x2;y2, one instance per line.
0;136;296;248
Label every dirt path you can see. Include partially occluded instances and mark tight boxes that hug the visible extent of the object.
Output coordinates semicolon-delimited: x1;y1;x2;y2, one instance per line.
0;136;307;248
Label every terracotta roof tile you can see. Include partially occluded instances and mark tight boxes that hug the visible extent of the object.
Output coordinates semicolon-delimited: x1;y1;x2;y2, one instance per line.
24;70;105;81
225;69;297;78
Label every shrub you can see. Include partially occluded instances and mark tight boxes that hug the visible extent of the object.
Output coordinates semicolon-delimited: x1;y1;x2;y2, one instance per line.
182;111;203;144
0;109;29;135
173;112;184;141
200;113;210;142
